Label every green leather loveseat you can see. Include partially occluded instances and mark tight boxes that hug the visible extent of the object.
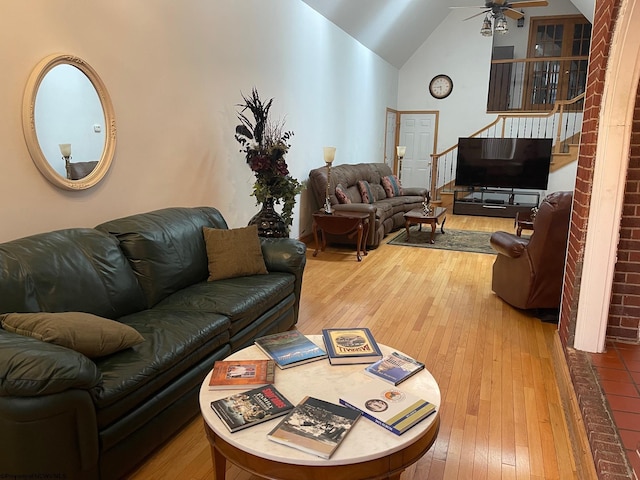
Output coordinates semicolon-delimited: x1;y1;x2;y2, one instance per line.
0;206;306;479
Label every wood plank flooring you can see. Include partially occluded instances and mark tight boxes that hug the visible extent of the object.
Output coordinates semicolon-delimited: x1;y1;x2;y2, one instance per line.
126;214;578;480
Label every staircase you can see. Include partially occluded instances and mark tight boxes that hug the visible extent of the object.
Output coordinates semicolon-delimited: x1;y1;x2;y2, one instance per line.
431;93;584;208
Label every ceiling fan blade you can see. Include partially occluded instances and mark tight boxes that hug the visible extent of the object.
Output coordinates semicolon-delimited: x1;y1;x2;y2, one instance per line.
449;6;491;9
504;8;524;19
507;0;549;7
464;9;491;20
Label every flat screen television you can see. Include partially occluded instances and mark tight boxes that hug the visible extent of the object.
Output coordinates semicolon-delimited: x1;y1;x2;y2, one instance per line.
455;137;552;190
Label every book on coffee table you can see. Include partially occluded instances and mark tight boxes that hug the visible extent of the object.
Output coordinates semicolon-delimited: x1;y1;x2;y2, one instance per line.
267;396;361;459
208;359;276;390
210;384;293;433
339;382;436;436
254;330;327;369
322;327;383;365
364;352;425;386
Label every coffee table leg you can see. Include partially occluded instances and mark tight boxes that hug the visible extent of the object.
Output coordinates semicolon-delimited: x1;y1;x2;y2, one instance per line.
355;223;363;261
430;221;437;244
404;219;411;240
441;216;446;234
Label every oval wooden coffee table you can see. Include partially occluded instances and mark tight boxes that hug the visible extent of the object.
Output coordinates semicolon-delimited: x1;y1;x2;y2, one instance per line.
199;335;441;480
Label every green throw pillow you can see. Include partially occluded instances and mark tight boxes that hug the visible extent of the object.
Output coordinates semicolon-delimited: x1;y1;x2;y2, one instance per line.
203;224;268;281
0;312;144;358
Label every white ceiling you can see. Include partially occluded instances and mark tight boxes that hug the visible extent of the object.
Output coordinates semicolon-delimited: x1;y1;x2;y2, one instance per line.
301;0;595;68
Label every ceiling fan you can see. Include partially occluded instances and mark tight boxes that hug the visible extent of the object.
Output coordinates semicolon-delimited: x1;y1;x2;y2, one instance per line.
451;0;548;36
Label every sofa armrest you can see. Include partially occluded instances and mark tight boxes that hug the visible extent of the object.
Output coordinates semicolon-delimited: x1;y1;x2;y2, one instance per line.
260;238;307;323
260;238;307;274
403;187;429;201
0;330;102;397
0;389;99;477
331;203;377;214
489;231;529;258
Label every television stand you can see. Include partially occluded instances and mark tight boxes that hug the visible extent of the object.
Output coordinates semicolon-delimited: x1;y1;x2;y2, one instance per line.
453;188;540;218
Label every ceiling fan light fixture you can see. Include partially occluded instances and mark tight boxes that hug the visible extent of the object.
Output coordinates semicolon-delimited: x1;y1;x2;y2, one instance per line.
494;14;508;34
480;14;493;36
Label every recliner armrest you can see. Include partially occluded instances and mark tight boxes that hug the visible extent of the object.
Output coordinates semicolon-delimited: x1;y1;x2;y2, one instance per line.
490;231;529;258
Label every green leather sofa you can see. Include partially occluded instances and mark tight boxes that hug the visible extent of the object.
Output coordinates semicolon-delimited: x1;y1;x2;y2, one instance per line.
0;206;306;479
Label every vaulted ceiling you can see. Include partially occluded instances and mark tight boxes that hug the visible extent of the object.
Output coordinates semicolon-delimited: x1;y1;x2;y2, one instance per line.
301;0;595;68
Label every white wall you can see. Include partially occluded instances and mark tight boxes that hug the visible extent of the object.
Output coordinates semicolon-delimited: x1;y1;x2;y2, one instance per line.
0;0;398;242
398;10;496;154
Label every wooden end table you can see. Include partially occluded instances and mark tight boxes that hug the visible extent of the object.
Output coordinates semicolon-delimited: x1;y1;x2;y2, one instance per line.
312;210;370;261
515;211;535;237
199;335;441;480
403;207;447;244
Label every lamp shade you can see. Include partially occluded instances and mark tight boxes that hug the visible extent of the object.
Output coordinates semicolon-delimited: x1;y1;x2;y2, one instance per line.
323;147;336;164
480;15;493;36
396;146;406;158
59;143;72;157
494;15;508;34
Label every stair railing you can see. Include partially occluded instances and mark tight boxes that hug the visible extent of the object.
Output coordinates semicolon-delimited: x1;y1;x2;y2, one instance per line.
429;93;585;202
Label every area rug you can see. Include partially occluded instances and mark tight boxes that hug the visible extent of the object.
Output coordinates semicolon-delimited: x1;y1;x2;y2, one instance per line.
388;226;496;255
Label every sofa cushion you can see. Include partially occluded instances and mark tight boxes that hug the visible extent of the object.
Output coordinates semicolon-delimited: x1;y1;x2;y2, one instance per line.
1;312;144;358
358;180;375;204
91;310;230;428
96;207;228;308
0;228;146;318
203;225;267;281
382;175;403;197
153;273;295;337
335;184;351;204
371;183;387;201
0;329;102;396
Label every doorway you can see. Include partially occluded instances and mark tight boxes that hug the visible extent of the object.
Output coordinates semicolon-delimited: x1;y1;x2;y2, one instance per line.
384;110;438;190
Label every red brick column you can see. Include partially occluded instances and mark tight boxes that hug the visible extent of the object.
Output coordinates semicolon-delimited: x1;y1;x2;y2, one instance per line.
558;0;622;347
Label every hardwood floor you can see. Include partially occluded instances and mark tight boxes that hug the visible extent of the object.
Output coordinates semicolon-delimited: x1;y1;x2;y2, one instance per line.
126;214;578;480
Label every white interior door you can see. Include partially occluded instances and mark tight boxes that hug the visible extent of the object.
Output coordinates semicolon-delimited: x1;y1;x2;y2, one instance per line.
398;113;436;189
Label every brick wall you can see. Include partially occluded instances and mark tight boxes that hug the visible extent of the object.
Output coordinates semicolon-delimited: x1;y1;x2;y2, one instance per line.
557;0;638;478
609;101;640;341
559;0;621;346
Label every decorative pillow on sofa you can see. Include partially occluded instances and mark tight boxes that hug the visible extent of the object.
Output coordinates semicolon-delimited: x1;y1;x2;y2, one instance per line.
0;312;144;358
335;183;351;204
203;224;268;281
382;175;403;198
357;180;375;204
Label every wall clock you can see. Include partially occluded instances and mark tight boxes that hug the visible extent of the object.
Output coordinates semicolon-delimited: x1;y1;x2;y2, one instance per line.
429;74;453;99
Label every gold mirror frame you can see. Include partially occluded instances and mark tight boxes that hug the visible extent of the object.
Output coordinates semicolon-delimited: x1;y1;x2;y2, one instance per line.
22;53;116;190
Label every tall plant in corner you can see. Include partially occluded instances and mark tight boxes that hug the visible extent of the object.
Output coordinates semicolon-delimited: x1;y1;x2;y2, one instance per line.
235;88;303;230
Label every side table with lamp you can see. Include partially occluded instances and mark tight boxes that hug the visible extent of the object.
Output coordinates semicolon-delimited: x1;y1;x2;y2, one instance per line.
313;146;370;261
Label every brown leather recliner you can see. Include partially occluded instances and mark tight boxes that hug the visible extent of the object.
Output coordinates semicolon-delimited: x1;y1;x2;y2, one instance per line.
489;191;573;310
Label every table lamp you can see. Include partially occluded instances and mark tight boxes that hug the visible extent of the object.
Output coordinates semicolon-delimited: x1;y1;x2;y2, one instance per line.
323;147;336;214
59;143;72;179
396;146;406;181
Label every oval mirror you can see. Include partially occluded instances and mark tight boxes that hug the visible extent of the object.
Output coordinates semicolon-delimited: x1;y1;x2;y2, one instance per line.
22;53;116;190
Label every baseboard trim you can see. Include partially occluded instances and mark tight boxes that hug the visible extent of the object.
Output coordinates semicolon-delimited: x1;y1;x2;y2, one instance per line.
551;333;598;480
